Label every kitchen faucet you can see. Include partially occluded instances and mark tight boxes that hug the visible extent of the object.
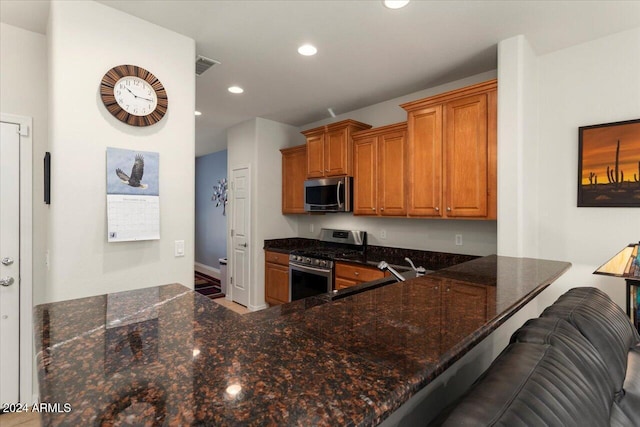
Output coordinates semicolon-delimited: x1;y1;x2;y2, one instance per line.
404;257;427;276
377;261;406;282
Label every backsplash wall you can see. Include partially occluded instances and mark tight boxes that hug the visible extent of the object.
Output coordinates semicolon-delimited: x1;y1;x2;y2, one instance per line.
297;215;496;256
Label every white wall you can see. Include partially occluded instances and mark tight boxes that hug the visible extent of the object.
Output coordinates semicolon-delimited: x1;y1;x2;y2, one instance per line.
46;1;195;302
497;36;540;258
227;117;303;309
0;23;48;305
534;27;640;310
498;28;640;310
296;70;499;256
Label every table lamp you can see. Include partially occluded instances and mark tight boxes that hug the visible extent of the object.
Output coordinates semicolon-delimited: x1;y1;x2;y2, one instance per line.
593;242;640;332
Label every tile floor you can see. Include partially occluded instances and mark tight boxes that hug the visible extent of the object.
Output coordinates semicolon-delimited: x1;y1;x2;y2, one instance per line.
0;411;41;427
213;297;250;314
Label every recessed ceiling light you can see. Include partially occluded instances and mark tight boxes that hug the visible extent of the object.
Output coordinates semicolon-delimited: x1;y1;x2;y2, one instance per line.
228;86;244;94
383;0;410;9
195;111;202;116
298;44;318;56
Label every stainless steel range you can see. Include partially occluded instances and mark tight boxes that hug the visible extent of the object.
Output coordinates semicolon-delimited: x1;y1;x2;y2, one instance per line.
289;228;366;301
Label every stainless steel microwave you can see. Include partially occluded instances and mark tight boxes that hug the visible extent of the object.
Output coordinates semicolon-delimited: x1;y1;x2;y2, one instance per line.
304;177;352;212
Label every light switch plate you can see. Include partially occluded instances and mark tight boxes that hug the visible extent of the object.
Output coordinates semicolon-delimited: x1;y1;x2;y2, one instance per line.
455;234;463;246
175;240;185;257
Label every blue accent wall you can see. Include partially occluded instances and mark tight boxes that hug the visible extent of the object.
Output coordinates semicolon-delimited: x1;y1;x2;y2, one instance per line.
195;150;227;269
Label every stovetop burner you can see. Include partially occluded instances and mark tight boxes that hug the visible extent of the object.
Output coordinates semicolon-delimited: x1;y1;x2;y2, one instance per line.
289;228;367;268
290;247;363;260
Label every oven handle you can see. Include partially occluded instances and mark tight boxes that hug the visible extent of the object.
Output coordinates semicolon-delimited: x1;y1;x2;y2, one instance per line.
289;262;332;276
336;180;342;208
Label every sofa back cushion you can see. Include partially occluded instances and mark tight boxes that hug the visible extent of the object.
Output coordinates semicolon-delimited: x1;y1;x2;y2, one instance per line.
510;317;616;404
441;342;611;426
541;287;639;389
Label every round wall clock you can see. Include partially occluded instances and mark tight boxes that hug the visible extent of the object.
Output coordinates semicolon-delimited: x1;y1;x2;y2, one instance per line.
100;65;168;127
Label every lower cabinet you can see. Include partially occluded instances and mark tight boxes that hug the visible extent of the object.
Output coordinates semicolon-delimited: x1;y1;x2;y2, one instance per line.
335;262;387;290
265;250;289;305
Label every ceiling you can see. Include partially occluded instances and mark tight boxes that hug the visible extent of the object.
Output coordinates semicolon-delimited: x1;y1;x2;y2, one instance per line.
2;1;639;156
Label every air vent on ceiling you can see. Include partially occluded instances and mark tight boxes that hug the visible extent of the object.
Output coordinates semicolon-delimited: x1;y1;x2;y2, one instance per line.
195;55;221;76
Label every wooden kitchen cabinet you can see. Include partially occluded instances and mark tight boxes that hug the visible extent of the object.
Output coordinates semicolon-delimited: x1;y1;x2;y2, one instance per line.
280;144;307;214
335;262;387;289
265;250;289;305
401;79;497;219
302;119;372;178
353;123;407;216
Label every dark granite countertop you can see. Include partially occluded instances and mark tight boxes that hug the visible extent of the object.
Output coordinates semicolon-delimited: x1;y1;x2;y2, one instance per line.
34;255;570;426
264;238;478;271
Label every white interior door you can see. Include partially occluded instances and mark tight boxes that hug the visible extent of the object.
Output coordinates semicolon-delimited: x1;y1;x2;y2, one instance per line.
230;166;250;307
0;122;21;404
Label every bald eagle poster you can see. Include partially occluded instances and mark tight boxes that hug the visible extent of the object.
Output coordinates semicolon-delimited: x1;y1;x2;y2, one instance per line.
106;147;160;242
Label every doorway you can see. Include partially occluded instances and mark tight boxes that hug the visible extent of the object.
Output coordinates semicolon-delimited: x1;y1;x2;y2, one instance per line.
230;165;250;307
0;114;33;404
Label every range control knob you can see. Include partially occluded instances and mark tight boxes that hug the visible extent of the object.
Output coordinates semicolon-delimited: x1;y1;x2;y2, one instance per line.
313;259;320;266
305;257;311;263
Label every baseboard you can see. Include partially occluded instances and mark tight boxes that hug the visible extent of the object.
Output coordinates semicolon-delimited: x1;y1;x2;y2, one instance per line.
194;262;220;280
249;302;268;312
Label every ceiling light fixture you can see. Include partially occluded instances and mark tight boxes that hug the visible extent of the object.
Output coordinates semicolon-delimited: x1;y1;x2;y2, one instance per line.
228;86;244;94
298;44;318;56
195;111;202;116
383;0;410;9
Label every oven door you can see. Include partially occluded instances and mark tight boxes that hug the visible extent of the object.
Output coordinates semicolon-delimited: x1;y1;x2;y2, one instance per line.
289;262;333;301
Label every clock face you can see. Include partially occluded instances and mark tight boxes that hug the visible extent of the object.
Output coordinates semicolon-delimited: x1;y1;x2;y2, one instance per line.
100;65;168;126
114;76;158;117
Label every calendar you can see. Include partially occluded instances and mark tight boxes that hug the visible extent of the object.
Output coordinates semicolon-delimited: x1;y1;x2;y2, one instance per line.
106;147;160;242
107;195;160;242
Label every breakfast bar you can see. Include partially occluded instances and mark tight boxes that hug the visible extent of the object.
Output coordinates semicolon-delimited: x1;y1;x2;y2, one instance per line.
34;256;570;426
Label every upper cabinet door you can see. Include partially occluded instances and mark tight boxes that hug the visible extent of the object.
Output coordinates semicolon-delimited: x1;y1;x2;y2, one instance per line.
306;132;325;178
325;128;349;176
378;129;407;216
281;145;307;214
444;94;488;218
407;105;443;217
353;135;378;215
302;120;372;179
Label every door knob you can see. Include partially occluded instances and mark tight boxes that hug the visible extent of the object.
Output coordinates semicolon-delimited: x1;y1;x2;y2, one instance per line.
1;257;13;266
0;277;15;287
240;243;247;247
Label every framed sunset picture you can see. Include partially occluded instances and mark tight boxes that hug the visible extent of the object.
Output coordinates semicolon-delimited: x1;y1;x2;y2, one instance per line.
578;119;640;207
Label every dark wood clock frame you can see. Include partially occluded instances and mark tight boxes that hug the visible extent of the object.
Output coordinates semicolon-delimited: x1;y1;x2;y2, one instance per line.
100;65;168;127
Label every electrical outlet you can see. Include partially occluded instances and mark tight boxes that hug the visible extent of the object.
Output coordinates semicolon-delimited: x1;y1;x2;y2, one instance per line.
175;240;185;257
455;234;463;246
380;229;387;239
310;223;315;233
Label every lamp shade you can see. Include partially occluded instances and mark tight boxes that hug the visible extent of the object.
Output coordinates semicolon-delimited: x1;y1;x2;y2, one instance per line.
594;242;640;277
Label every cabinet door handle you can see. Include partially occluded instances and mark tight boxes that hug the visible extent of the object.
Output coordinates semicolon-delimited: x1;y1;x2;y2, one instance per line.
380;207;384;211
447;207;451;211
354;271;359;276
434;207;439;212
372;208;376;211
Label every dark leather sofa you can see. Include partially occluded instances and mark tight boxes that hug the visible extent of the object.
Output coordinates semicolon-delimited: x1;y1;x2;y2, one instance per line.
439;287;640;426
